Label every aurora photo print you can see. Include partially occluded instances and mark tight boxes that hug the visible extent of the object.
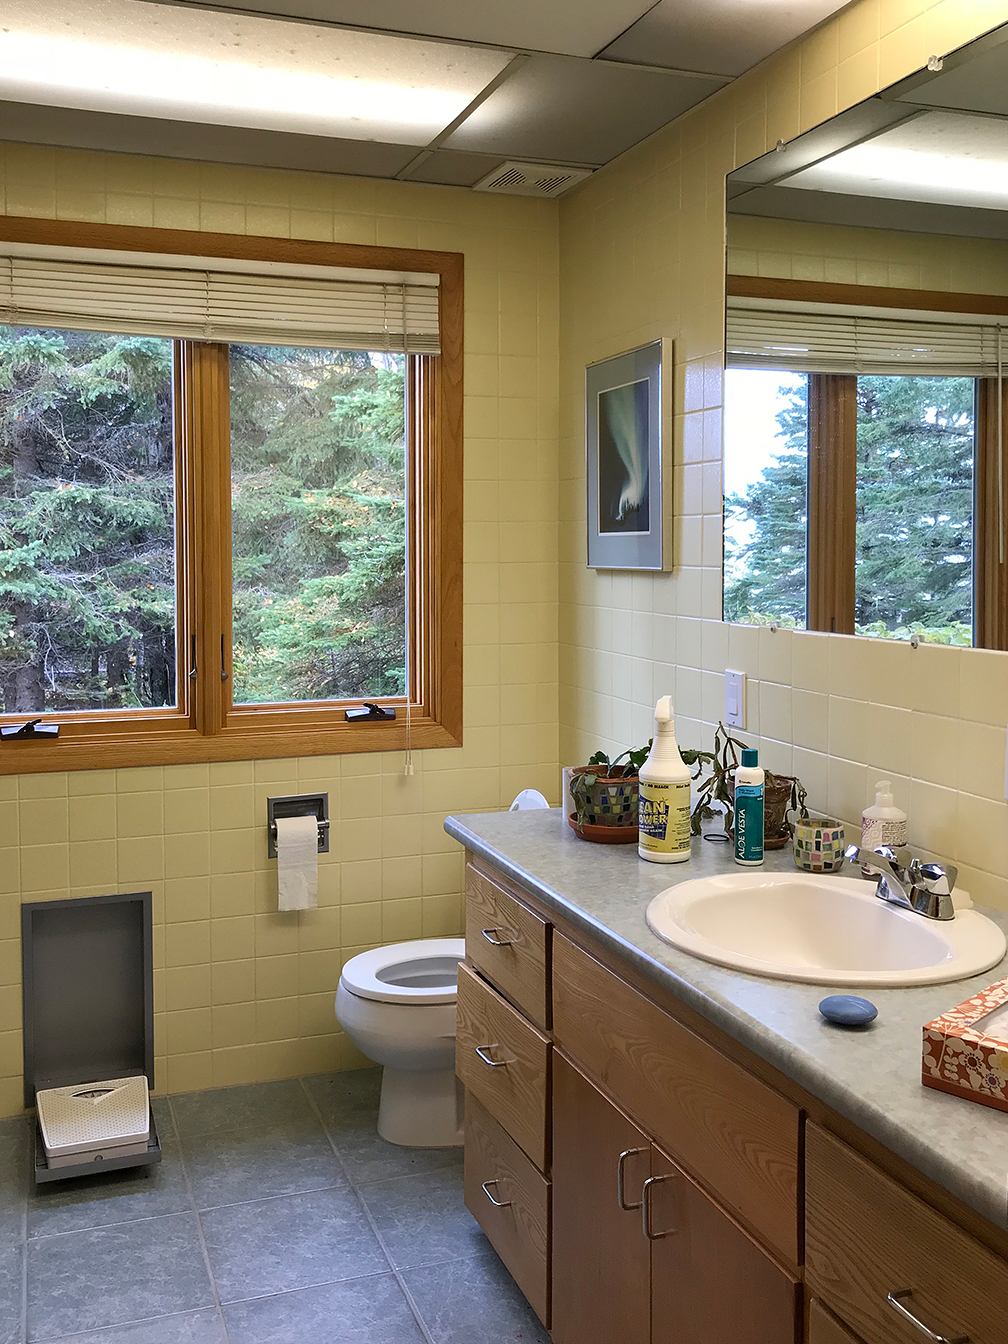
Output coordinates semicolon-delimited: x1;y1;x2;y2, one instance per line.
586;339;665;569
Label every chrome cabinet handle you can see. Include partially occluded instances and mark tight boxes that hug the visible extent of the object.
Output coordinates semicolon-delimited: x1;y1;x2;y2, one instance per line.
481;1179;512;1208
887;1290;968;1344
475;1044;511;1068
641;1175;678;1241
481;927;515;947
617;1147;648;1211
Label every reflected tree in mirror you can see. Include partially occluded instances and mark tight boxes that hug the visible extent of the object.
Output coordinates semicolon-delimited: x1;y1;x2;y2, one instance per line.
229;346;407;705
854;375;973;644
0;326;175;714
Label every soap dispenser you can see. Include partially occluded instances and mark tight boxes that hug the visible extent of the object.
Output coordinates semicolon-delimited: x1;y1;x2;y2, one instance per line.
860;780;907;876
638;695;692;864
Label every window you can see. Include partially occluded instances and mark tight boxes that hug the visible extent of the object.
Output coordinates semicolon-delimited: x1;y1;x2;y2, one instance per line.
725;282;1008;649
0;220;462;772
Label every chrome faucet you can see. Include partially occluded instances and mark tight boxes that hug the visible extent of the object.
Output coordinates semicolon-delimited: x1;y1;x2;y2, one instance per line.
843;844;958;921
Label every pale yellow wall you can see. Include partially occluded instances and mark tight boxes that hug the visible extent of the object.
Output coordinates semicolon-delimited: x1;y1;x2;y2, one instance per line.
559;0;1008;910
0;144;560;1115
728;213;1008;294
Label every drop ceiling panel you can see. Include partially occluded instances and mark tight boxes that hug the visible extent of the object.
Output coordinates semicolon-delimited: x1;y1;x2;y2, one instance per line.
600;0;852;77
0;101;419;177
147;0;656;60
0;0;511;146
401;149;509;188
784;110;1008;211
442;55;727;166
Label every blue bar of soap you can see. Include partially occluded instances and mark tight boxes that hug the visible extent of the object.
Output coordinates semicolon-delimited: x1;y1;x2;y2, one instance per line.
819;994;878;1027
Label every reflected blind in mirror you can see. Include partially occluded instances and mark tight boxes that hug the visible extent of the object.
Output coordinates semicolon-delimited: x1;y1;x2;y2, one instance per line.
0;251;440;353
726;301;1005;376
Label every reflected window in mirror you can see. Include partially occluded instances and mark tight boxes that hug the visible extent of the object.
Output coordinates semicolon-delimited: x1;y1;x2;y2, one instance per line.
723;368;807;629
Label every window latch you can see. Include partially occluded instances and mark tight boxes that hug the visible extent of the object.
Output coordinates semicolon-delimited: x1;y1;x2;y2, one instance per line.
1;718;60;740
344;701;396;722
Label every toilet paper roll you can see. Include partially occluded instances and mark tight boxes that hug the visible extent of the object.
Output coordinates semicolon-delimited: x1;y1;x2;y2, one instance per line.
275;814;319;911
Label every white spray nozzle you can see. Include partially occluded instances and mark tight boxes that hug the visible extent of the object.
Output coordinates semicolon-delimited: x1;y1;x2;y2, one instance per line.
654;695;673;724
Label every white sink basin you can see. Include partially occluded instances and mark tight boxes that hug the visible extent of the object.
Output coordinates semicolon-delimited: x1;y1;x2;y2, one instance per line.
645;871;1006;986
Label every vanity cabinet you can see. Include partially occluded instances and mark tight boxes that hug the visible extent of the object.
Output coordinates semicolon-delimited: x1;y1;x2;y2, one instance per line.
552;1051;798;1344
552;1052;651;1344
457;850;1008;1344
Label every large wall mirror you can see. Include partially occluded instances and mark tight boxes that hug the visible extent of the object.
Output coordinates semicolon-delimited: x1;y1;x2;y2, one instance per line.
723;23;1008;652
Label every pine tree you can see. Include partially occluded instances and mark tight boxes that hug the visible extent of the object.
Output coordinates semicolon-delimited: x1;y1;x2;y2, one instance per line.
724;372;974;641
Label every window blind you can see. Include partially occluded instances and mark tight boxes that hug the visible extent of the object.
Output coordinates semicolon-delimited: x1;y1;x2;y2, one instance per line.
726;301;1004;377
0;253;441;354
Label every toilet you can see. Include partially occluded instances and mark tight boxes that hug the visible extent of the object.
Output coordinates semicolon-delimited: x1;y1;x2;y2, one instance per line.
334;937;466;1148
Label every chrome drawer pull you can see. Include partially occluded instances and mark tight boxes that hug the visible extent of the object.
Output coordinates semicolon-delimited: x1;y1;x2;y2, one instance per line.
482;1179;512;1208
617;1147;648;1211
481;927;515;947
641;1175;678;1241
475;1043;511;1068
887;1290;968;1344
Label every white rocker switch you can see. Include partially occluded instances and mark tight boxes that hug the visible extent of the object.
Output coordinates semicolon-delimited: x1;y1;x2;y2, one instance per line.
725;669;746;729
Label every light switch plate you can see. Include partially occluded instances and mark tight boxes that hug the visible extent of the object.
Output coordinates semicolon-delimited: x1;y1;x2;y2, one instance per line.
725;669;746;729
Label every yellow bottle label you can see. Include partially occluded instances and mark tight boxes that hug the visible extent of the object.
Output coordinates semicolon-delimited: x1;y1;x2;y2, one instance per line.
638;780;691;854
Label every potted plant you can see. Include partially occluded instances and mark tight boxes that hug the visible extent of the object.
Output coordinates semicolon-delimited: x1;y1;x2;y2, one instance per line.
568;743;651;843
681;722;808;847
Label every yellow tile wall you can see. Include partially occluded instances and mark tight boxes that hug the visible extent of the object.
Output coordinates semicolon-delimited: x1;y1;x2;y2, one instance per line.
728;213;1008;293
0;146;560;1116
558;0;1008;908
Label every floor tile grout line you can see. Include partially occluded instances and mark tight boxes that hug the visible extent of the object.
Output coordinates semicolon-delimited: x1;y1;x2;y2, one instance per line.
40;1304;222;1344
168;1095;233;1344
209;1265;395;1309
298;1075;439;1344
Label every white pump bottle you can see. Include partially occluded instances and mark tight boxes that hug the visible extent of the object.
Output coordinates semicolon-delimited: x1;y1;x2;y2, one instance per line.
638;695;692;863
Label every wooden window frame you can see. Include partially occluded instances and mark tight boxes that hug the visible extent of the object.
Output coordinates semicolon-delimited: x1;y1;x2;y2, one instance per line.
726;274;1008;649
0;216;463;773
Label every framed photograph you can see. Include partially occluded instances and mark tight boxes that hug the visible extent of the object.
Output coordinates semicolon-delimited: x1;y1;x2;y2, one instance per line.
586;339;666;569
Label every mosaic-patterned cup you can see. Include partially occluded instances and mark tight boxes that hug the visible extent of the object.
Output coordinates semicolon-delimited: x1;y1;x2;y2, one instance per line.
793;816;846;873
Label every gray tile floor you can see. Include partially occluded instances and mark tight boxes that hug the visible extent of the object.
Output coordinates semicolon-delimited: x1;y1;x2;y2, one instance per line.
0;1071;550;1344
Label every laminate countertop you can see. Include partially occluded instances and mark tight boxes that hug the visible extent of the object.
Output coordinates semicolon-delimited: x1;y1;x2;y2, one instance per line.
445;807;1008;1232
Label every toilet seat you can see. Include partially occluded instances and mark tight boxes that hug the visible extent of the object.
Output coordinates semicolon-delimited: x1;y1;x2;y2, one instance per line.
339;938;465;1005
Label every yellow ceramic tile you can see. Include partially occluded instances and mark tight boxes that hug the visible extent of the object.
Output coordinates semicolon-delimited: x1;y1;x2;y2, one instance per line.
116;791;163;838
21;798;68;847
20;845;69;894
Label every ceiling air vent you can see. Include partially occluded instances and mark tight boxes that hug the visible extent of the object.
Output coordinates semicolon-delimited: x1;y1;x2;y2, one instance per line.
473;161;592;199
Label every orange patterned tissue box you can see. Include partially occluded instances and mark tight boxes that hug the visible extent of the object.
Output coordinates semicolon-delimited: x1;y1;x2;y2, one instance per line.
923;978;1008;1112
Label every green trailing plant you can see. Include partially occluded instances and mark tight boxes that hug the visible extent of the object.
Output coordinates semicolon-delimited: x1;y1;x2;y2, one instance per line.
680;722;808;839
569;742;651;829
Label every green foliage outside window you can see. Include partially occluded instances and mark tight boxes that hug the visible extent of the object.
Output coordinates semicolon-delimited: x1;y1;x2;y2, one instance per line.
0;326;407;715
0;326;175;713
229;345;406;704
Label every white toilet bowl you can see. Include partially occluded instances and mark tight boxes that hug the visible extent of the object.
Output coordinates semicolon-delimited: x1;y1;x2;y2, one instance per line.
334;937;465;1148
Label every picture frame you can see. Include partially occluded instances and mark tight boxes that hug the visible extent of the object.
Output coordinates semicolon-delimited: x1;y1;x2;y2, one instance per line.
585;338;668;570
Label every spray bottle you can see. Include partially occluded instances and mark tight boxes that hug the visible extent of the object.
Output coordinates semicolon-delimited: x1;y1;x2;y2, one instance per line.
638;696;692;864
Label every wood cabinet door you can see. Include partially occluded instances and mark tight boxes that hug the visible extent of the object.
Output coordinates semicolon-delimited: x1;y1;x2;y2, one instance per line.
552;1052;651;1344
649;1146;799;1344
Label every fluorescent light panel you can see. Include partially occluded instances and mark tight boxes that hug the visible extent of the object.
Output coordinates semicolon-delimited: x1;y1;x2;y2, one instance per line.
0;0;512;145
786;111;1008;211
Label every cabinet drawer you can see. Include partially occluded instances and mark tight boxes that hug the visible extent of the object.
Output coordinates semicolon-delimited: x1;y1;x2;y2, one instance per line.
808;1300;862;1344
466;862;550;1029
464;1095;550;1327
552;932;799;1265
806;1124;1008;1344
457;961;550;1171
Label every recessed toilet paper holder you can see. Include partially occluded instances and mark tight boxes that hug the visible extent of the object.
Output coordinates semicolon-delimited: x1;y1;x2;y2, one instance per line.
267;793;330;859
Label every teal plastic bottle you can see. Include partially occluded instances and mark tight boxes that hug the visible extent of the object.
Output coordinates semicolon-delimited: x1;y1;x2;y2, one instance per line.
733;748;765;867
